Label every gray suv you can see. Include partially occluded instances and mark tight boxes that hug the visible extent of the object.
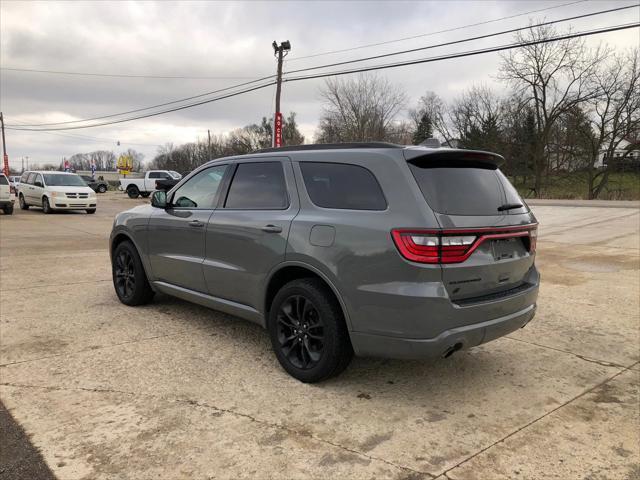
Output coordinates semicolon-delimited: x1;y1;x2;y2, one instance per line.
110;143;539;382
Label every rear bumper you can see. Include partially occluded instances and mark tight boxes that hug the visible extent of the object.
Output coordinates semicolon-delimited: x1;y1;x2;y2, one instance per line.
0;199;14;207
351;303;536;359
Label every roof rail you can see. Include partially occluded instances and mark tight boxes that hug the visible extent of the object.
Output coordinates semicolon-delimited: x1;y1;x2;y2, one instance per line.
254;142;402;154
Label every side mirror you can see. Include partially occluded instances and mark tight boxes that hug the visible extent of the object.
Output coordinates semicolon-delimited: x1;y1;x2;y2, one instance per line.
151;190;167;208
35;181;43;188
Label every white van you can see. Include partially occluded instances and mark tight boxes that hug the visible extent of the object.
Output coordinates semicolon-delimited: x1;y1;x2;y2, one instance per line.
18;171;97;214
0;173;14;214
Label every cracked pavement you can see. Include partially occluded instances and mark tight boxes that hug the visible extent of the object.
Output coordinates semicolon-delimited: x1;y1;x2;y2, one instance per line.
1;193;639;479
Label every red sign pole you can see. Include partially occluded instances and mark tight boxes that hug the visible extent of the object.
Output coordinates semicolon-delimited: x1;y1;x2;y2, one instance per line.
274;112;283;148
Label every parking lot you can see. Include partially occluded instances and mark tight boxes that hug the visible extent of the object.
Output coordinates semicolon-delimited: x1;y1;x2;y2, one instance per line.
0;192;638;480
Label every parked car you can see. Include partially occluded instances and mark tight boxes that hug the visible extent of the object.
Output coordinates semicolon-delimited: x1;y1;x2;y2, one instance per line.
109;143;539;382
119;170;181;198
80;175;109;193
0;174;15;214
18;171;97;214
9;175;21;196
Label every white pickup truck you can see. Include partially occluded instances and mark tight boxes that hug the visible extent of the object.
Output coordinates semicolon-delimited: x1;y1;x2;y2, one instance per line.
119;170;182;198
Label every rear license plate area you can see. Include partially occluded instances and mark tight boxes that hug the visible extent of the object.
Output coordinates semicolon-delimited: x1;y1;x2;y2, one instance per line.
492;238;517;261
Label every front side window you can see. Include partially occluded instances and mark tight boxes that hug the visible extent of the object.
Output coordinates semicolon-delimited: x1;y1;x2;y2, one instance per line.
34;174;44;186
172;165;227;209
299;162;387;210
42;174;86;187
225;162;289;210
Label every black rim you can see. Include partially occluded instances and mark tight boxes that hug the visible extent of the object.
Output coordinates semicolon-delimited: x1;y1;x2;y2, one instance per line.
276;295;324;370
114;250;136;299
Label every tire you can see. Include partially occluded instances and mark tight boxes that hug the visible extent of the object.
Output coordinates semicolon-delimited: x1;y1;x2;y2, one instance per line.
3;203;13;215
140;192;150;198
19;194;29;210
86;209;96;214
42;197;52;214
127;186;140;198
112;240;154;306
268;278;353;383
97;185;107;193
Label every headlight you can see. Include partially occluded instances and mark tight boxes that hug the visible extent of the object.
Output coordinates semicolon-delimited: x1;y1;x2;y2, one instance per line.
51;191;58;197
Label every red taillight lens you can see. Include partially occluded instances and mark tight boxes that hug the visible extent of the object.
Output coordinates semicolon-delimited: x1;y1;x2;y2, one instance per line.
529;226;537;253
9;186;15;194
392;225;537;264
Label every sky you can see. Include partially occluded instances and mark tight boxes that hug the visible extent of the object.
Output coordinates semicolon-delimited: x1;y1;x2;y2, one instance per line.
0;0;638;168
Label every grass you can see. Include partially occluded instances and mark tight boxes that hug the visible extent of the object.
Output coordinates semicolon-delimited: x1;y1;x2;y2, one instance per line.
511;171;640;200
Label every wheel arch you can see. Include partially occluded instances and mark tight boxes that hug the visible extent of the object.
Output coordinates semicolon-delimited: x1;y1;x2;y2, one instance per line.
110;229;156;290
263;262;353;331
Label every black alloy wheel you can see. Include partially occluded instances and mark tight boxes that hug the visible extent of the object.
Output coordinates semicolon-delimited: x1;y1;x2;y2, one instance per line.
111;240;154;306
268;278;353;383
114;249;136;301
276;295;325;370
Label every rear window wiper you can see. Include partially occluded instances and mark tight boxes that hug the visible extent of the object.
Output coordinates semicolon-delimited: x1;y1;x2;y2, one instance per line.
497;203;523;212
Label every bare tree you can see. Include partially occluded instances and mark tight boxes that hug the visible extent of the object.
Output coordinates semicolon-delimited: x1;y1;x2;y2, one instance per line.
316;74;407;143
411;91;454;144
449;85;505;152
499;24;608;195
579;49;640;198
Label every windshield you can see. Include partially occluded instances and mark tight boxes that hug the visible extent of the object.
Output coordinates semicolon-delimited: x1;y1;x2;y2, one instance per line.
43;174;87;187
408;160;528;216
169;171;181;179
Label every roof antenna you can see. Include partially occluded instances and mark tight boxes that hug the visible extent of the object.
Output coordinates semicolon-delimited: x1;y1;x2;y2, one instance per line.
420;138;440;148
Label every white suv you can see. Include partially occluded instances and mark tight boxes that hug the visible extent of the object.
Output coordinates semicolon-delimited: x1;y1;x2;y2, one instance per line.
0;173;14;214
18;171;97;214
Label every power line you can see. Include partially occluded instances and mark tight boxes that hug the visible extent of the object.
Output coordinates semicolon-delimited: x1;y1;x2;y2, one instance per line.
286;0;589;62
0;67;264;81
284;22;640;83
10;74;276;127
9;4;633;130
282;4;639;77
7;22;638;132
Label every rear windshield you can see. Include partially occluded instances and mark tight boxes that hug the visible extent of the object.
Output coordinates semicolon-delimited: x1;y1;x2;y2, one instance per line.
0;175;7;185
408;161;527;215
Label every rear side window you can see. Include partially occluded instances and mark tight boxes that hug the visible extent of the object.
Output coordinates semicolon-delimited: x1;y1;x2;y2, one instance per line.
408;161;526;215
20;173;29;183
26;173;36;184
225;162;288;210
0;175;8;185
300;162;387;210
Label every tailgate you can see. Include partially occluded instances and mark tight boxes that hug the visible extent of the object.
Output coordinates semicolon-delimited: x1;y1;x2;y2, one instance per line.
404;149;538;302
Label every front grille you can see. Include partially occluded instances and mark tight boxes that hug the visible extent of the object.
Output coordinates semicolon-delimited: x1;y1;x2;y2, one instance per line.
454;282;535;306
65;193;89;199
70;203;87;207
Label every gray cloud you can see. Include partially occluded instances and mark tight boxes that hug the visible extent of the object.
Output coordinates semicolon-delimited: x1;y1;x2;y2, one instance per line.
0;0;637;166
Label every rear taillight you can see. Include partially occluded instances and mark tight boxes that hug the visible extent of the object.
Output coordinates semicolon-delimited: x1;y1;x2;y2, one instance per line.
10;186;15;194
392;225;537;264
529;226;537;253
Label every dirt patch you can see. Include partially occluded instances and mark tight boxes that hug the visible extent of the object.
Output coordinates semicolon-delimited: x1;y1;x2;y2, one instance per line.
359;432;393;452
318;451;371;467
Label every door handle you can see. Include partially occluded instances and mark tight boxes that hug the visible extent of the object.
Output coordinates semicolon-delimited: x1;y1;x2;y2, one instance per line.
262;224;282;233
188;220;204;228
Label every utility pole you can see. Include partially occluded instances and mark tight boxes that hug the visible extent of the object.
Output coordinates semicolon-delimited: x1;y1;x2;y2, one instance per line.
0;112;8;176
272;40;291;148
207;129;212;158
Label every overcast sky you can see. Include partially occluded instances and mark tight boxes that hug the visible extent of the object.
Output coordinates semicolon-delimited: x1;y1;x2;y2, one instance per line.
1;0;638;167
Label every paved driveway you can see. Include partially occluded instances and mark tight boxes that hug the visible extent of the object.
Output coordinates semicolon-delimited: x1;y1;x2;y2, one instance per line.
1;193;638;479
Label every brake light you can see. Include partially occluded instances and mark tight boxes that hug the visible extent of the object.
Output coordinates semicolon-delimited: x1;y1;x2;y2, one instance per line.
529;226;537;253
10;185;15;194
392;225;537;264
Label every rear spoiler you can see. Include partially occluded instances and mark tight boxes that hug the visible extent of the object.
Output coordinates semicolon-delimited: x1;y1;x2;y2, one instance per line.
403;148;505;167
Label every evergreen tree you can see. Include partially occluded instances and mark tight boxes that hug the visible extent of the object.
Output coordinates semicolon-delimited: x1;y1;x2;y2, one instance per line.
412;111;434;145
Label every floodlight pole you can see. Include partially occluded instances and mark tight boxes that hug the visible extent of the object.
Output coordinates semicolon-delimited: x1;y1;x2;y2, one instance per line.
0;112;8;176
272;40;290;148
